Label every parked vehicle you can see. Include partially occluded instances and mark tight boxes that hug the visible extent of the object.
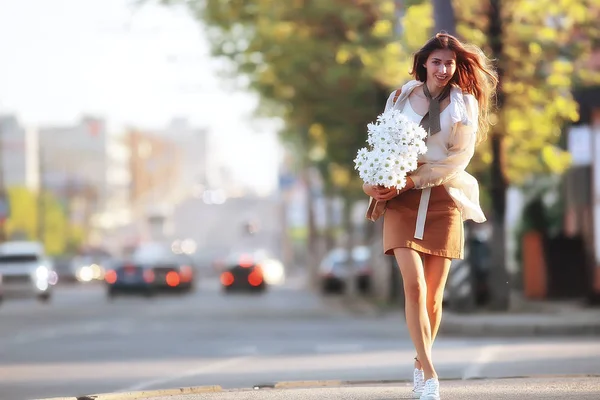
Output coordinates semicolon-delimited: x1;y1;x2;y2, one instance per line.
219;252;267;294
0;241;57;302
104;243;196;299
319;246;372;295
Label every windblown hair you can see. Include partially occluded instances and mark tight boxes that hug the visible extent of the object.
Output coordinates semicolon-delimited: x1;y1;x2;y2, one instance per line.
410;32;499;144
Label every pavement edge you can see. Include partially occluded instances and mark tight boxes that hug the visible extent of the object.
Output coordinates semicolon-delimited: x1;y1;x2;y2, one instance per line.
36;375;600;399
439;316;600;337
37;385;222;400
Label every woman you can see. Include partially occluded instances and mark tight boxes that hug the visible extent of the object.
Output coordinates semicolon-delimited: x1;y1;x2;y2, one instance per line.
363;33;498;400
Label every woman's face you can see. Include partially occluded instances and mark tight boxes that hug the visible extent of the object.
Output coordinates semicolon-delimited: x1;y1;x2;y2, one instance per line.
423;49;457;88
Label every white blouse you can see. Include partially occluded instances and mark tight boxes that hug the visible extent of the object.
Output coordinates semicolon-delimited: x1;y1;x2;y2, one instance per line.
384;79;486;224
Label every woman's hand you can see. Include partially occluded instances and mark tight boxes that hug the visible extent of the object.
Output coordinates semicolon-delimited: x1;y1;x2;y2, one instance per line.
364;178;415;201
362;183;379;197
363;184;395;201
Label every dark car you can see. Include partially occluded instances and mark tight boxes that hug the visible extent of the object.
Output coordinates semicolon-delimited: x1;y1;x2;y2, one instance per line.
104;254;196;298
220;253;267;294
319;246;372;295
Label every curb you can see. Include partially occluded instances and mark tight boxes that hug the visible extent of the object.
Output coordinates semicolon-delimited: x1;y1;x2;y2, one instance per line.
274;380;343;389
36;376;600;399
37;385;222;400
439;319;600;337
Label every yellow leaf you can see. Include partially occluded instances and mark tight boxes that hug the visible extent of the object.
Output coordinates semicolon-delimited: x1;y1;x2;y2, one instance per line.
372;20;392;38
538;27;558;41
359;50;374;66
529;42;542;56
336;48;351;64
542;145;571;174
481;152;493;164
379;0;395;14
330;163;351;188
309;123;325;141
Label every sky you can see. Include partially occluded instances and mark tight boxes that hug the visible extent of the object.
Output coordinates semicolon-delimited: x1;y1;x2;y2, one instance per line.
0;0;282;195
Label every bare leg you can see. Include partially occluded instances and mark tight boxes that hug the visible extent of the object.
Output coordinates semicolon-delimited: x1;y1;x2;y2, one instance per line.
423;255;452;343
394;248;437;380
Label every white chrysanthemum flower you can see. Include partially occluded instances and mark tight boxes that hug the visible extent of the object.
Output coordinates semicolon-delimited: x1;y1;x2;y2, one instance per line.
354;109;428;189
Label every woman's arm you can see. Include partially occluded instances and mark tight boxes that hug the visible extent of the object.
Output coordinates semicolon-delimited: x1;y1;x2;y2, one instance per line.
410;94;479;189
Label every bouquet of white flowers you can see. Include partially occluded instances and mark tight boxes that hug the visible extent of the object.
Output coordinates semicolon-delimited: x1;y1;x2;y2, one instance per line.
354;108;428;189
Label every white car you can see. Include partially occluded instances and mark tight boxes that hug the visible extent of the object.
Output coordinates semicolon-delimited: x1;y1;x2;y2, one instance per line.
0;241;57;302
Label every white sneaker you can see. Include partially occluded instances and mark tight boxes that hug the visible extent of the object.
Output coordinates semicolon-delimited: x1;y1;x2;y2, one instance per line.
419;378;440;400
412;368;424;398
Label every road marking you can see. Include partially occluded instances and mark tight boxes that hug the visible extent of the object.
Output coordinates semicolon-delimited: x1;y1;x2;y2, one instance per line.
224;345;259;356
7;320;131;345
462;344;503;380
118;356;250;392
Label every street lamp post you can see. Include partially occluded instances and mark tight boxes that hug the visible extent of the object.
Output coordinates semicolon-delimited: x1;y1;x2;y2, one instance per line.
37;139;45;245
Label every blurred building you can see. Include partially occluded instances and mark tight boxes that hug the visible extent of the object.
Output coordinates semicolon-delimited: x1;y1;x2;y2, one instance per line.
163;118;209;196
37;117;109;235
126;128;183;242
0;115;36;190
128;129;183;208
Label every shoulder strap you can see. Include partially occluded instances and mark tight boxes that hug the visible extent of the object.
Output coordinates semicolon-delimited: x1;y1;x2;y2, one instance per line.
393;88;402;104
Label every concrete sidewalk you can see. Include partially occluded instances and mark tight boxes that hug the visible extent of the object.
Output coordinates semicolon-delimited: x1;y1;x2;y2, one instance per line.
326;294;600;337
439;295;600;337
40;376;600;399
439;307;600;337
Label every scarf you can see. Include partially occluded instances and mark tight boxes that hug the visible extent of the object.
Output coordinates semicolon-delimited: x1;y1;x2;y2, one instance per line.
420;82;451;135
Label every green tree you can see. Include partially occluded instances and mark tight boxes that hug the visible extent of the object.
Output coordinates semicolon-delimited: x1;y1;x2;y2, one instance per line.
5;186;38;240
5;186;80;255
448;0;600;309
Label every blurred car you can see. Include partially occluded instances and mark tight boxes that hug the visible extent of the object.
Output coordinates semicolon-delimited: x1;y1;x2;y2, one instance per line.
52;256;76;283
70;256;107;283
104;245;196;298
443;222;492;308
248;249;286;286
69;248;114;283
0;241;58;302
319;246;372;295
220;252;267;293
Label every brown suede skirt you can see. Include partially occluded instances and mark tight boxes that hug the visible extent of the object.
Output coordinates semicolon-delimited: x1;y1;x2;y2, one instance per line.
383;186;464;259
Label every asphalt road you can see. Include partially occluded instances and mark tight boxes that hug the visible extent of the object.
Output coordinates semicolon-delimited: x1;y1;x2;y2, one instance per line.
1;276;599;400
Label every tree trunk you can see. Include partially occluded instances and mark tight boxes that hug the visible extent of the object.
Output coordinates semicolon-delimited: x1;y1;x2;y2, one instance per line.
302;165;319;290
343;195;357;298
325;194;336;252
486;0;511;310
432;0;457;35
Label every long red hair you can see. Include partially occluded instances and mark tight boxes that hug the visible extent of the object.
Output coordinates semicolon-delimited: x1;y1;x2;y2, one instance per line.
410;32;498;144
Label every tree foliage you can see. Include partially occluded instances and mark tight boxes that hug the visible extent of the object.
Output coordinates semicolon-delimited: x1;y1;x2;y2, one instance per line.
161;0;426;194
456;0;600;184
4;186;82;255
160;0;600;195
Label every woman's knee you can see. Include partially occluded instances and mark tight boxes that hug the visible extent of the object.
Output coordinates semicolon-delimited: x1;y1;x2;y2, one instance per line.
427;290;444;312
404;279;427;304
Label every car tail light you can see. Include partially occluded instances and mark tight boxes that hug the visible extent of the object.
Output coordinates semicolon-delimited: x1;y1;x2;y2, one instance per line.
165;271;180;287
221;271;234;286
180;265;193;282
238;254;254;268
105;270;117;284
248;270;263;287
143;269;155;283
